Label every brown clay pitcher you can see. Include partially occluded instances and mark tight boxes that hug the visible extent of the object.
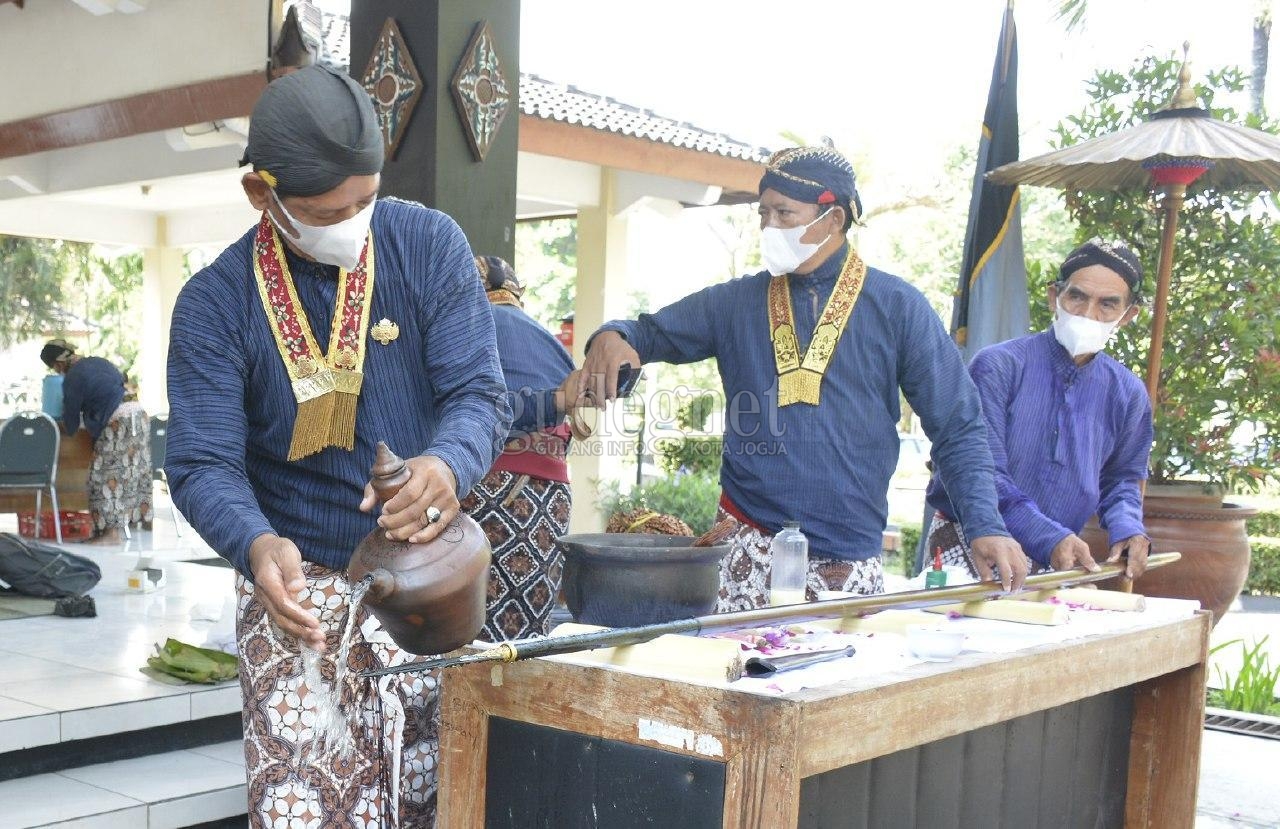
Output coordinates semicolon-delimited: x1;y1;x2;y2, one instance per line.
347;442;491;655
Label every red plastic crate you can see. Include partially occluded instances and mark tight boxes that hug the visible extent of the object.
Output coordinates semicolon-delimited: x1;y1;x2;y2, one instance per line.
17;510;94;542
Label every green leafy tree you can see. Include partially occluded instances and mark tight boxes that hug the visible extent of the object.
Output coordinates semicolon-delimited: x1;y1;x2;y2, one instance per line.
514;217;577;330
1034;54;1280;491
0;236;92;348
82;251;144;382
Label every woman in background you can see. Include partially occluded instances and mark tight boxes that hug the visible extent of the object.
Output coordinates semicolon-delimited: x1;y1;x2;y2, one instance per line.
40;339;151;543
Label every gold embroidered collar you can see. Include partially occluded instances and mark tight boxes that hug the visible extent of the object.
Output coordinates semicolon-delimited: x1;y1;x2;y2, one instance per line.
767;248;867;406
251;214;376;460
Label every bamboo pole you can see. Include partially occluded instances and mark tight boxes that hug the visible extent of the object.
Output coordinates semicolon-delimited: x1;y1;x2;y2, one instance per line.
362;552;1181;678
1144;182;1185;405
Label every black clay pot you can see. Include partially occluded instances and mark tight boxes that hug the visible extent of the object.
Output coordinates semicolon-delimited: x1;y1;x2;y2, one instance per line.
557;533;729;627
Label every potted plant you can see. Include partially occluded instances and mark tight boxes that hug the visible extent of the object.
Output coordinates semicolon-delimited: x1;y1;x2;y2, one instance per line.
1032;55;1280;622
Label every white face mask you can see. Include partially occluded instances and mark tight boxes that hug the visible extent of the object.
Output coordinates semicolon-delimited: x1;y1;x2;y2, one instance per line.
760;208;833;276
1052;297;1123;358
270;191;375;271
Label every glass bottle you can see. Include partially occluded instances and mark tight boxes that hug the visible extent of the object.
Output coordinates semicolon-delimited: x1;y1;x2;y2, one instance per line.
769;521;809;606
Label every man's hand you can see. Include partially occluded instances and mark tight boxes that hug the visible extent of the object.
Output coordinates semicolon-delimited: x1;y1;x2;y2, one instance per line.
247;533;326;652
1107;534;1150;579
553;369;584;415
968;535;1029;592
578;331;640;406
360;455;459;544
1050;533;1101;573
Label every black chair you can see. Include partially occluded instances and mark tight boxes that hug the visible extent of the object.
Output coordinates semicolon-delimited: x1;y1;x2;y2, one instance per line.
0;411;63;543
149;413;183;536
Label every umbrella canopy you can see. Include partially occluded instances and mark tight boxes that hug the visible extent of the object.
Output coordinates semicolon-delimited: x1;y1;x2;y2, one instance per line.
987;112;1280;191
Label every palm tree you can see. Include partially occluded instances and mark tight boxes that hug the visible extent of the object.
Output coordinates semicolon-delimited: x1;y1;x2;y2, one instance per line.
1252;2;1273;116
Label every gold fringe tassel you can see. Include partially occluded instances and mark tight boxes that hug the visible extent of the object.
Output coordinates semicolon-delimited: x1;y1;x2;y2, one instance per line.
288;394;337;461
329;392;359;452
778;369;824;407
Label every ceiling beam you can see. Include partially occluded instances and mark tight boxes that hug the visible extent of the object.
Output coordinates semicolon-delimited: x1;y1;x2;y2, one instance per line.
0;71;264;161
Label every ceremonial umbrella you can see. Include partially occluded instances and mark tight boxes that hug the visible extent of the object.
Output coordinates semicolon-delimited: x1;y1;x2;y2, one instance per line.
987;48;1280;404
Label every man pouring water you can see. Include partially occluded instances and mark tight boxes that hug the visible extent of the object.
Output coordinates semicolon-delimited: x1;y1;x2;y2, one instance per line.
165;65;509;827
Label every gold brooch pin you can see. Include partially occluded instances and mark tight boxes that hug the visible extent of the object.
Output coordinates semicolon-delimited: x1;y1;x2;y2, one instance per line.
371;318;400;345
333;347;358;370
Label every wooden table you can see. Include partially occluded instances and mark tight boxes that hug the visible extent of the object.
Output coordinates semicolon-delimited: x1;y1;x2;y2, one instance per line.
438;611;1211;828
0;428;93;513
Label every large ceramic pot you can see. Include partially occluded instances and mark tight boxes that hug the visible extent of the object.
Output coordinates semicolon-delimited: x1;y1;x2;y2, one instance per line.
557;533;728;627
1080;484;1256;625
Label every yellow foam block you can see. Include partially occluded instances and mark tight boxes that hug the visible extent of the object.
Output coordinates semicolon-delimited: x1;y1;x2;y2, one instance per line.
547;623;746;683
924;598;1068;626
836;609;940;635
1016;587;1146;612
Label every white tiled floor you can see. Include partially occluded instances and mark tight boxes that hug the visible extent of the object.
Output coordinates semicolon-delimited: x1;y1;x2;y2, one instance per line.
1;773;146;828
1;741;247;829
59;749;245;807
0;495;240;753
0;697;58;754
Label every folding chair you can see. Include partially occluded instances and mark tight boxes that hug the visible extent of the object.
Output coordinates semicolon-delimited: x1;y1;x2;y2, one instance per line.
0;411;63;543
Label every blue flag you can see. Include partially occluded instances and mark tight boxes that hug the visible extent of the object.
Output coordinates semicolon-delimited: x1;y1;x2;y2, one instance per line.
917;3;1027;575
951;1;1027;361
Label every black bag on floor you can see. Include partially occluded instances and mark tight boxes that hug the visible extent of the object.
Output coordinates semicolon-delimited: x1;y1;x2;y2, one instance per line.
0;532;102;598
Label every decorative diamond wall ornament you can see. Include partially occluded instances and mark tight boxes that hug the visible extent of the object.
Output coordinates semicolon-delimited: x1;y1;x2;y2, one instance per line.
360;18;423;161
450;21;511;162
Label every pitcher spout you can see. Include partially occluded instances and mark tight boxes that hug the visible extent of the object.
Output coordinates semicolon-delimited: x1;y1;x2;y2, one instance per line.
365;569;396;602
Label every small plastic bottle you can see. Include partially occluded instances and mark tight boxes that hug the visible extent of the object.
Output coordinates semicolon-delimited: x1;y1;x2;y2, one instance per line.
925;546;948;589
769;521;809;606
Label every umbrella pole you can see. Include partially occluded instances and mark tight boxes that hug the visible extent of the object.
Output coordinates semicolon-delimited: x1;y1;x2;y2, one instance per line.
1144;183;1186;403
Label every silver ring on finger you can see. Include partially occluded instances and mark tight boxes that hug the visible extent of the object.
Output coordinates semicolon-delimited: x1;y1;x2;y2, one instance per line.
425;506;442;525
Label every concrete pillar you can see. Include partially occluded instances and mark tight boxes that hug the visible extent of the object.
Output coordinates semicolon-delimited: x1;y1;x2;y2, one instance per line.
138;216;184;415
349;0;519;262
569;170;631;533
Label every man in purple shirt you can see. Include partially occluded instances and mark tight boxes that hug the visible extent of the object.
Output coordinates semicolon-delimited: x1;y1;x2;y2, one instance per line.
926;238;1153;580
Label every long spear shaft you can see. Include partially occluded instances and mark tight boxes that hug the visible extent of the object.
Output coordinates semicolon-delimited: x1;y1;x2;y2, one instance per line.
362;552;1181;678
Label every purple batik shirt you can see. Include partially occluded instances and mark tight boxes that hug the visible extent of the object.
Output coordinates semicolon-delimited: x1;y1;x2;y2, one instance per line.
927;330;1152;567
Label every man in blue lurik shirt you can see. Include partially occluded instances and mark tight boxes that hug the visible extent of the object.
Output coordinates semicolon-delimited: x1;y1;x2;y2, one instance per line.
926;238;1153;580
166;65;509;827
580;146;1027;610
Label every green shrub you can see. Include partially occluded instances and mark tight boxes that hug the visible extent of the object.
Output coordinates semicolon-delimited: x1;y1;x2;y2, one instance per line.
597;471;721;535
656;435;723;477
676;393;716;431
900;525;921;576
1207;636;1280;715
1245;536;1280;596
1248;511;1280;538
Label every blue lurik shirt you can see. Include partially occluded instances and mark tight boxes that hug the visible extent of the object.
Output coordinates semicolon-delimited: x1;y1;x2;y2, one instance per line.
60;356;125;440
597;241;1009;562
492;303;574;438
165;199;511;578
926;330;1152;567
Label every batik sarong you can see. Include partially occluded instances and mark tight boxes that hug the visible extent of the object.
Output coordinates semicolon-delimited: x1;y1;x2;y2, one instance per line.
87;401;152;535
237;562;438;828
461;469;572;641
925;512;1046;581
713;506;885;612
